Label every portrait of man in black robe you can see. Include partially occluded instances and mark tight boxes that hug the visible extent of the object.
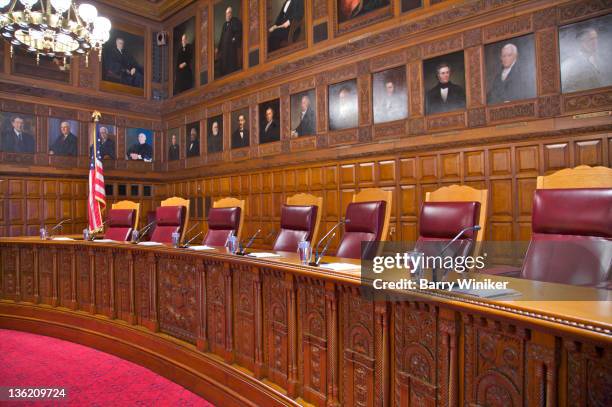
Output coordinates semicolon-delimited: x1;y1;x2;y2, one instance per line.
89;125;116;159
215;5;242;78
268;0;304;53
126;131;153;161
423;52;466;115
485;35;536;105
0;113;36;153
49;120;78;156
174;34;194;94
102;34;144;88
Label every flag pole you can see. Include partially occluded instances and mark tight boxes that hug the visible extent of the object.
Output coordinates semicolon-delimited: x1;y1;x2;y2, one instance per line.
89;110;103;234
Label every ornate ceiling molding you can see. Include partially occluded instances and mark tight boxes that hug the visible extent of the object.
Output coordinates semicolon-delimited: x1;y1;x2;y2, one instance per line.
96;0;196;21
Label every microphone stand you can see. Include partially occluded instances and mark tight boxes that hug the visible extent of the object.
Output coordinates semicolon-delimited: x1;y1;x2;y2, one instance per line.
182;231;203;248
48;218;72;238
237;229;261;255
310;219;346;266
133;221;156;243
432;225;481;282
314;232;336;266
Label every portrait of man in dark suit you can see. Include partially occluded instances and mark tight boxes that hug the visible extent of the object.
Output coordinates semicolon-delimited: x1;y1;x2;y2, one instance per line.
173;17;196;95
167;129;180;161
259;99;281;144
207;116;224;153
89;124;116;159
231;109;250;149
102;32;144;89
268;0;304;53
49;119;78;156
186;122;201;158
424;52;466;115
290;90;316;137
329;80;358;131
215;3;242;78
0;113;36;153
126;130;153;161
485;35;536;105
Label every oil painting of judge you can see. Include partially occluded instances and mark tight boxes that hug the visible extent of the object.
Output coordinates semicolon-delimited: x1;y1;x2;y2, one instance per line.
373;66;408;124
173;18;195;95
259;99;281;144
207;116;224;153
102;29;145;89
267;0;305;53
167;129;180;161
186;122;201;158
48;118;78;157
559;14;612;94
126;128;153;162
485;35;536;105
290;90;316;137
214;1;243;78
337;0;390;23
231;109;250;149
0;112;36;154
423;51;466;115
89;124;116;159
329;80;358;131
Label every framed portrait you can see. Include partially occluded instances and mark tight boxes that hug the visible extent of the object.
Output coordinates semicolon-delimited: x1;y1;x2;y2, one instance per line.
423;51;466;115
259;99;281;144
101;24;146;96
290;89;316;137
173;17;196;95
559;14;612;94
231;108;250;149
90;124;117;160
485;34;536;105
328;79;358;131
167;128;181;161
0;111;36;154
186;122;201;158
12;48;70;83
373;66;408;124
266;0;306;56
335;0;392;36
125;128;153;162
401;0;421;13
214;0;243;78
48;118;78;157
207;115;224;153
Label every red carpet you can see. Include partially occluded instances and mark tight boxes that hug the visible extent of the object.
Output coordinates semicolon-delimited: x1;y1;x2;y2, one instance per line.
0;329;213;406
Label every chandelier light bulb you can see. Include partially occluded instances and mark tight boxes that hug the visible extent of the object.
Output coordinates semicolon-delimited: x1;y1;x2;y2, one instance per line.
50;0;72;14
0;0;11;9
19;0;38;9
93;16;111;33
78;3;97;24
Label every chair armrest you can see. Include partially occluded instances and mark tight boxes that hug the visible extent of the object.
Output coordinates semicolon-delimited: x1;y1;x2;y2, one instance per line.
479;265;522;278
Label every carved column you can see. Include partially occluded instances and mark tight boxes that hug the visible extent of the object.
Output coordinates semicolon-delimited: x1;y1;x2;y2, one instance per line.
375;300;389;407
325;281;339;406
197;259;208;351
33;245;39;304
286;273;299;397
89;248;96;314
51;246;58;307
68;246;77;310
127;251;136;325
254;267;265;378
224;262;234;363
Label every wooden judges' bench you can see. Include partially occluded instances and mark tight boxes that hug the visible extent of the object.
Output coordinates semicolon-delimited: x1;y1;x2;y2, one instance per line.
0;238;610;406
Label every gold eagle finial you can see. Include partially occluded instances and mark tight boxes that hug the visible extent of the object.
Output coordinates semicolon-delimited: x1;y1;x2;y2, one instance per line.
91;110;102;122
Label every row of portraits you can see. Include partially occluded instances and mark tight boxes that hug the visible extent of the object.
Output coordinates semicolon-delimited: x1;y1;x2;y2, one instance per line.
0;115;154;161
100;7;609;96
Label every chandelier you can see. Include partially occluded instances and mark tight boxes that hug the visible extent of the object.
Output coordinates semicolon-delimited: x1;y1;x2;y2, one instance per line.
0;0;111;65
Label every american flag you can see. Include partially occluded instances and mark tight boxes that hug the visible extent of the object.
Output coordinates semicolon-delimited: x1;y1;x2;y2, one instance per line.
88;116;106;232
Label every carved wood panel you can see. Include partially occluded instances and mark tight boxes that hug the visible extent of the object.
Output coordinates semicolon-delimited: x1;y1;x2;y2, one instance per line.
94;249;112;317
263;269;290;389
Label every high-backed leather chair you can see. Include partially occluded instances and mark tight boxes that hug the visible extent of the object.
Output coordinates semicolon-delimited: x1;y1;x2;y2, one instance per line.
104;209;136;241
272;193;322;252
150;205;187;244
335;189;392;259
414;201;481;257
521;188;611;287
202;197;245;246
110;200;140;231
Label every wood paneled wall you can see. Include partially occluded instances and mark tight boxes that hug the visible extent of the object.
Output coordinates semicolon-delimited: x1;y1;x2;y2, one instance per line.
167;131;611;254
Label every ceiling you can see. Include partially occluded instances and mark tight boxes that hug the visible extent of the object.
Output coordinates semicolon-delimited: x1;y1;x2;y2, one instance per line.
97;0;196;21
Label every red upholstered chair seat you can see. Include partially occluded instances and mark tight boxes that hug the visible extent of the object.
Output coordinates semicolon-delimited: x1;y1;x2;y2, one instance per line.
273;205;318;252
335;201;386;259
203;207;242;246
521;188;611;288
414;201;481;258
104;209;136;241
150;206;186;244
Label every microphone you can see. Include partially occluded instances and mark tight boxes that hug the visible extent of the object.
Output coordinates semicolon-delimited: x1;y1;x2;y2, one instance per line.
183;222;200;238
314;231;336;266
49;218;72;236
310;219;348;266
433;225;481;281
264;229;277;242
133;221;156;243
237;229;261;255
182;231;203;247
